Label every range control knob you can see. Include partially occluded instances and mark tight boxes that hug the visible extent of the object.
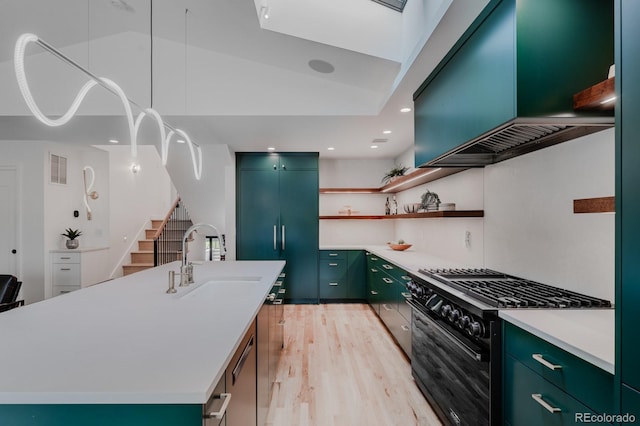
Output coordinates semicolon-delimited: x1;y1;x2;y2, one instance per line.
458;315;471;329
440;304;452;318
448;309;460;323
467;321;484;338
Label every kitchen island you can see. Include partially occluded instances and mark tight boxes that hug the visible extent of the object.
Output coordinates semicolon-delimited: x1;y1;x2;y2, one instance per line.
0;260;285;425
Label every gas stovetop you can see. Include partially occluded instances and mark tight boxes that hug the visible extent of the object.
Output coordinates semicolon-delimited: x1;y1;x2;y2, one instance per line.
417;268;612;309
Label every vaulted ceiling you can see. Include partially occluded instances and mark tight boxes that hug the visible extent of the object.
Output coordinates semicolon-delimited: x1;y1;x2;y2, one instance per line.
0;0;487;159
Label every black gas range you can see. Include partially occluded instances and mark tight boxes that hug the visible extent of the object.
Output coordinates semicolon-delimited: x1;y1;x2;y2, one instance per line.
405;267;612;426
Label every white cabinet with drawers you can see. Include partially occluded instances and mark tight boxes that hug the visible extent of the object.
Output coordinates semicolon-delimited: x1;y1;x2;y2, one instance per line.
50;248;109;297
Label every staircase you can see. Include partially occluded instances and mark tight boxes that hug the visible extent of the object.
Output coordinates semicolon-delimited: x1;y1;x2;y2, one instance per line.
122;198;193;276
122;220;163;276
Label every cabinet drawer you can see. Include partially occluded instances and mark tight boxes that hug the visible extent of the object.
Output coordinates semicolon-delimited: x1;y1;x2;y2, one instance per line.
504;323;614;414
504;355;596;426
319;279;347;299
320;250;346;260
52;263;81;286
52;285;80;297
204;373;227;426
52;252;80;263
279;154;318;170
319;259;347;280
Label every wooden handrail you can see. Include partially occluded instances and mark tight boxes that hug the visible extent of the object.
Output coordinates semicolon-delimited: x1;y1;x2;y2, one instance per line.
153;197;181;240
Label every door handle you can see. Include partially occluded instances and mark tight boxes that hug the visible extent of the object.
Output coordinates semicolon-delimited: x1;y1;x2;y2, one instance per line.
273;225;277;251
531;394;561;413
532;354;562;370
281;225;286;250
203;393;232;419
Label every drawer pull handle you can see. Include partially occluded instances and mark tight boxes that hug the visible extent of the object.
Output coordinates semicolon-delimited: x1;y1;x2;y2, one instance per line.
401;325;410;331
382;277;393;284
60;268;71;271
60;257;71;260
531;394;561;414
382;304;392;311
370;291;378;295
532;354;562;370
204;393;232;419
329;282;338;286
370;268;378;273
401;292;411;299
382;264;393;270
329;253;338;256
401;275;411;281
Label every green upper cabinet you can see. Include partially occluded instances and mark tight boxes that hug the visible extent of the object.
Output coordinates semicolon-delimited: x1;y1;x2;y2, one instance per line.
617;0;640;396
414;0;614;168
237;153;319;303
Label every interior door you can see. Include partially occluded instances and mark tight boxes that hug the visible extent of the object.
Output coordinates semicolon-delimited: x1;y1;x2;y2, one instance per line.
279;167;318;301
0;168;18;276
236;168;280;261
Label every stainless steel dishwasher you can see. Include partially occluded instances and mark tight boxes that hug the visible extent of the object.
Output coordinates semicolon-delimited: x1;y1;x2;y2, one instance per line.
225;321;257;426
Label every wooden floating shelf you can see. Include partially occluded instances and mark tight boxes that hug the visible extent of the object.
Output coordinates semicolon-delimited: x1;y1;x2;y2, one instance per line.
573;196;615;214
320;210;484;220
573;77;615;111
320;167;467;194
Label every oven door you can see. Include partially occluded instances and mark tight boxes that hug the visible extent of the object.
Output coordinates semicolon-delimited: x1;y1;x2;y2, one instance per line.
409;300;492;426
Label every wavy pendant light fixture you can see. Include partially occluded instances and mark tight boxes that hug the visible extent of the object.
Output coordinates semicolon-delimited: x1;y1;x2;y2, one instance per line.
14;33;203;180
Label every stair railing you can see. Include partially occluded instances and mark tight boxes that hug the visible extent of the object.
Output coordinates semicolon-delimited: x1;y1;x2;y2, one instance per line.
153;197;193;266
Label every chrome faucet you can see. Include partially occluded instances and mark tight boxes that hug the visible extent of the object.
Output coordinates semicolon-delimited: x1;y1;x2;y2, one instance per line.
180;223;225;285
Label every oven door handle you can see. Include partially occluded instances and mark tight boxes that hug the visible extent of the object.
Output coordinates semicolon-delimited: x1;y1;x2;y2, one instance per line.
407;300;484;362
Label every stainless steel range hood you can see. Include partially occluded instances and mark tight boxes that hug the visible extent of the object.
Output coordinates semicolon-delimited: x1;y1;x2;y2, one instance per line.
426;117;615;167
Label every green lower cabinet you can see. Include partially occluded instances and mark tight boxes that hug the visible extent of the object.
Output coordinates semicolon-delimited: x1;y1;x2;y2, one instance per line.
622;385;640;421
0;404;203;426
504;355;602;426
319;250;366;302
503;323;614;425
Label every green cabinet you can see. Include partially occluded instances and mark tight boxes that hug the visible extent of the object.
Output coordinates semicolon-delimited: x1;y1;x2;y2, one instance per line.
503;323;614;424
365;252;412;358
237;153;319;303
319;250;366;301
414;0;614;167
617;0;640;400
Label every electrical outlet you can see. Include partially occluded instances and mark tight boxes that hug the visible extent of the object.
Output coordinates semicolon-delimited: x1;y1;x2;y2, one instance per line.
464;231;471;248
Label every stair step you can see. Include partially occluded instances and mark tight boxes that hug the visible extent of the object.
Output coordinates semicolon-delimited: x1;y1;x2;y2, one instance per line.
131;251;154;264
146;229;188;239
123;263;154;275
138;240;154;251
151;219;164;229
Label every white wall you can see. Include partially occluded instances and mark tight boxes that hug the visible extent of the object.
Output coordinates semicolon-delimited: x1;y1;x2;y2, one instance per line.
101;145;174;277
484;129;615;301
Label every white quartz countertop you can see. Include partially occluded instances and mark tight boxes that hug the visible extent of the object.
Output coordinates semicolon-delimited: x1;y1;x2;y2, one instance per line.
499;309;615;374
0;260;285;404
321;244;615;373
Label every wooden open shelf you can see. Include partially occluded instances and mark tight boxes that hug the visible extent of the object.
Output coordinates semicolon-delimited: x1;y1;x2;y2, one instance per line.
320;210;484;220
573;77;615;111
573;196;615;213
320;167;467;194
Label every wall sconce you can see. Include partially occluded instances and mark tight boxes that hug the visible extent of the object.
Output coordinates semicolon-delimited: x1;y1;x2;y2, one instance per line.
131;163;141;174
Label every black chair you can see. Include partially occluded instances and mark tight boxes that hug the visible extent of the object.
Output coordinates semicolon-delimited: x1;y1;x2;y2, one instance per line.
0;275;24;313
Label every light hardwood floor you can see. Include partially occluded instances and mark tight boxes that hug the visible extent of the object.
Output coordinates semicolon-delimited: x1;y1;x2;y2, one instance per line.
265;304;442;426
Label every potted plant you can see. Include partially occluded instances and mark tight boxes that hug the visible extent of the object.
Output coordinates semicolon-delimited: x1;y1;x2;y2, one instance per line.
61;228;82;249
421;190;441;211
381;164;409;185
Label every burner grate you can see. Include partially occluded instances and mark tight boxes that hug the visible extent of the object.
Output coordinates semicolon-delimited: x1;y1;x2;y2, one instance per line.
418;268;611;309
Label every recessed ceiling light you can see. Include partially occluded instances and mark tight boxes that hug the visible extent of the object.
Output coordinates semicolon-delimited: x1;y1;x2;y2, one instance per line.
371;145;379;149
176;139;185;144
109;139;119;144
400;107;412;113
383;130;392;134
267;147;276;151
308;59;335;74
327;147;335;151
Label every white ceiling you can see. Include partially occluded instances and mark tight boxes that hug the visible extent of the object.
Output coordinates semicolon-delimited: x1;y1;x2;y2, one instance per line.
0;0;488;160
